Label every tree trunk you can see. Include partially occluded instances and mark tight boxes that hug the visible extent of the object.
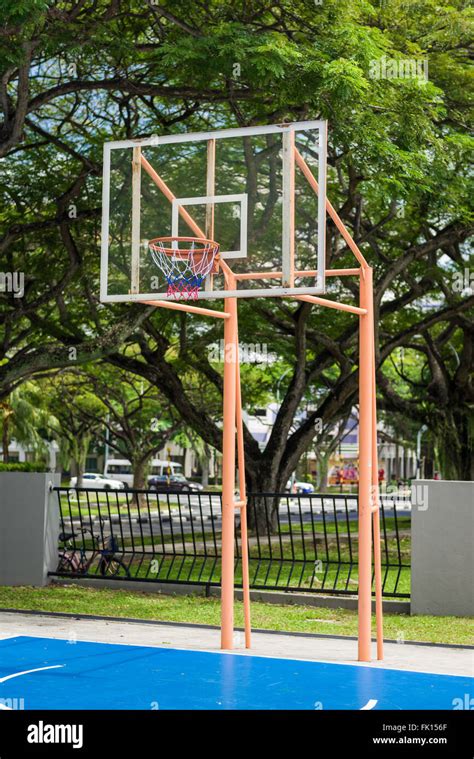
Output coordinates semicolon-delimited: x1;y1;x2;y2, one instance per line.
2;415;9;463
247;493;279;535
315;451;330;492
132;457;149;509
434;410;473;480
200;458;209;487
246;467;287;534
200;445;211;487
75;460;84;488
132;459;147;489
72;433;91;488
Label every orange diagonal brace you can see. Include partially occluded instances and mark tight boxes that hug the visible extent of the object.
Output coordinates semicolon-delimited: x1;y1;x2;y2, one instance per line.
292;294;367;316
140;299;229;319
294;148;369;269
140;154;206;238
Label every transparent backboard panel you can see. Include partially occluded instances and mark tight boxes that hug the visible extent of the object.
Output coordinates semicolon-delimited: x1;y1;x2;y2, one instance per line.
101;122;327;301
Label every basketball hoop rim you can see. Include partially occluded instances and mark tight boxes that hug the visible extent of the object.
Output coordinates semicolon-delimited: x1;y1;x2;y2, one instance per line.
148;235;220;258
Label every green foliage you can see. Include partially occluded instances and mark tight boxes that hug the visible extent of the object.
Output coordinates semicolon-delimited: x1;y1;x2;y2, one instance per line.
0;0;472;482
35;373;105;475
0;461;47;472
0;383;53;463
0;0;48;23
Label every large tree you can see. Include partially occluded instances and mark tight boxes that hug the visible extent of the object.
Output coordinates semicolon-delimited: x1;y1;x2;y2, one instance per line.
53;365;182;490
0;1;472;525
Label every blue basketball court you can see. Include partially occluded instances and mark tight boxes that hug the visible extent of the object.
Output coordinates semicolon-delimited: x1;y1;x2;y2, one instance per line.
0;635;471;710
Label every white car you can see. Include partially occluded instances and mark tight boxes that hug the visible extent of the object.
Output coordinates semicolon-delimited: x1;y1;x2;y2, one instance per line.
69;473;125;490
286;480;315;494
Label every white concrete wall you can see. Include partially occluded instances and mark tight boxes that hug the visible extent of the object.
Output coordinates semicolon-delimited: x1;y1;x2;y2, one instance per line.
0;472;60;586
411;479;474;616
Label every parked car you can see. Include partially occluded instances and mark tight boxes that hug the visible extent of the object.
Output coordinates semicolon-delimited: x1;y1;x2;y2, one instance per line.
188;480;204;492
286;480;315;494
148;474;203;493
69;473;125;490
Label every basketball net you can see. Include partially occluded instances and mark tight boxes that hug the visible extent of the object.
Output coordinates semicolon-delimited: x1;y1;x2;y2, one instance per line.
149;237;219;300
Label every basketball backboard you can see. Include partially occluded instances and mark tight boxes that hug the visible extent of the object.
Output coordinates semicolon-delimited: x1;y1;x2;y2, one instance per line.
100;121;327;301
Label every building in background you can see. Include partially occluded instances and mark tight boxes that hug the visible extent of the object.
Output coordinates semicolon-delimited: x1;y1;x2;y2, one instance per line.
242;406;418;486
3;406;417;488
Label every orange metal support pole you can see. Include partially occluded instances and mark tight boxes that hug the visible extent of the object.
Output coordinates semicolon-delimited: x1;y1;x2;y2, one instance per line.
292;294;367;316
140;299;229;319
221;273;238;649
235;339;251;648
294;149;369;270
371;323;384;660
358;267;374;662
234;268;361;281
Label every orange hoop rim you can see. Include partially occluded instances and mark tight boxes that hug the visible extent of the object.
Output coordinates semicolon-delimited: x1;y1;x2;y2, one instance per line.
148;235;220;258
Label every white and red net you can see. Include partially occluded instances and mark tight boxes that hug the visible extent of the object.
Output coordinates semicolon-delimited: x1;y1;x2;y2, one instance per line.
149;236;219;300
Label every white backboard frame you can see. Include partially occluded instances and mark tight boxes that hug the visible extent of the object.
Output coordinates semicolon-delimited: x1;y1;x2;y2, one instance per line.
100;120;327;302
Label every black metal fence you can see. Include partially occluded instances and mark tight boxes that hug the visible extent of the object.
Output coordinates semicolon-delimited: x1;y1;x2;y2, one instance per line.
52;488;411;598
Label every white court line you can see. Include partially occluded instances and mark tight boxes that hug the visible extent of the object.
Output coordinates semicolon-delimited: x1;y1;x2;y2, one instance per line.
0;633;455;678
360;699;378;710
0;665;64;710
0;664;64;684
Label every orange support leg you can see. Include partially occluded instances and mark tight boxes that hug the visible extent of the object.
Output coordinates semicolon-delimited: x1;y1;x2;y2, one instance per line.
371;324;384;660
235;330;251;648
221;279;238;650
358;267;374;662
239;503;251;649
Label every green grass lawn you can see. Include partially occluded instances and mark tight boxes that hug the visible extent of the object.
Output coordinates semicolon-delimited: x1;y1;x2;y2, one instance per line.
118;550;410;596
0;584;472;646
